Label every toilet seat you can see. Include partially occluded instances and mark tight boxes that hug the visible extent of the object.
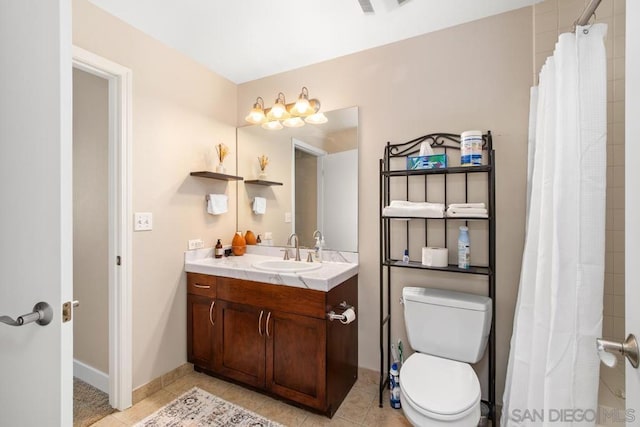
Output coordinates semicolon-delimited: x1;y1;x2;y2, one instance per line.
400;353;480;421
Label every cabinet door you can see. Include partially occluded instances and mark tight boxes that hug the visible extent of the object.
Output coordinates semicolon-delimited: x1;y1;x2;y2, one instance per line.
214;300;266;388
187;294;216;369
266;310;327;410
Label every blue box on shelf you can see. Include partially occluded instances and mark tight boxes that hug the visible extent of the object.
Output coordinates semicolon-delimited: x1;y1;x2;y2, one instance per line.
407;154;448;170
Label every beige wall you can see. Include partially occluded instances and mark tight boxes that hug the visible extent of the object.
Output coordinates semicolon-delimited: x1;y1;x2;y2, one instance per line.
73;68;109;374
533;0;626;341
238;7;533;402
73;0;238;389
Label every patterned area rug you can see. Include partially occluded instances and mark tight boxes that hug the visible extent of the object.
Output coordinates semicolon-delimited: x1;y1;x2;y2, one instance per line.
73;377;114;427
134;387;284;427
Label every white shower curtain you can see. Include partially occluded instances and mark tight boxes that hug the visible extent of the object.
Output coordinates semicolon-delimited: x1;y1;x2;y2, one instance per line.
502;24;607;427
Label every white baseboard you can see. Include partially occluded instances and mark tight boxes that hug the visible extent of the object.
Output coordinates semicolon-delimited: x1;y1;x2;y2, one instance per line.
74;359;109;394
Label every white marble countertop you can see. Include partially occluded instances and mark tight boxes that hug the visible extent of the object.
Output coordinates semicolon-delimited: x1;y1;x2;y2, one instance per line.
184;246;358;292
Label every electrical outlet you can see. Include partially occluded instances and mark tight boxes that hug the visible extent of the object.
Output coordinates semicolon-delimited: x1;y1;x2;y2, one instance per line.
134;212;153;231
284;212;292;223
188;239;204;250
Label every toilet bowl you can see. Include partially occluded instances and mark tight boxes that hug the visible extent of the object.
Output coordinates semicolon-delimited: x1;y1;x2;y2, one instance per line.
400;353;480;427
400;287;491;427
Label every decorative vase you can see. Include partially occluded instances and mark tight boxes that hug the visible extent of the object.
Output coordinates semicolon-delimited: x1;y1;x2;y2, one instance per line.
216;163;225;174
231;231;246;256
258;170;267;180
245;230;257;245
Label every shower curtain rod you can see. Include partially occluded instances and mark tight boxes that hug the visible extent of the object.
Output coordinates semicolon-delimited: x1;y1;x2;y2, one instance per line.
575;0;602;27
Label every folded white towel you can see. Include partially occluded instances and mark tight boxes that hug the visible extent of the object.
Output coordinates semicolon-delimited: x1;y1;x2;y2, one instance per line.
382;200;445;218
448;203;486;209
446;207;488;218
207;194;228;215
253;197;267;215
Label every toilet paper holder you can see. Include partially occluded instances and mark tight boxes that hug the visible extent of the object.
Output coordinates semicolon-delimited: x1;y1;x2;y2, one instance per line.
326;301;354;322
596;334;639;369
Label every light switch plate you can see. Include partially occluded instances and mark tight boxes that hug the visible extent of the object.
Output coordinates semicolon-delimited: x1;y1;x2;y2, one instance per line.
134;212;153;231
284;212;292;223
188;239;204;250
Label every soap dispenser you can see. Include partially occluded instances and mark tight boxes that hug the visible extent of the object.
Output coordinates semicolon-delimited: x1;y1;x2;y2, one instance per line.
312;230;323;263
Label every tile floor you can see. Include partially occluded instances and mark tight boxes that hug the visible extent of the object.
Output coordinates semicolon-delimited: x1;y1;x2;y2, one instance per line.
90;368;412;426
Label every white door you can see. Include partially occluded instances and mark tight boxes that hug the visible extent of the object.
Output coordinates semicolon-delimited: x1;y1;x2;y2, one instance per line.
626;1;640;423
0;1;73;425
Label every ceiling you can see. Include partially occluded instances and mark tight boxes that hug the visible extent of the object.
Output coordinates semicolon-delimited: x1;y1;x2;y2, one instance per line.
88;0;539;84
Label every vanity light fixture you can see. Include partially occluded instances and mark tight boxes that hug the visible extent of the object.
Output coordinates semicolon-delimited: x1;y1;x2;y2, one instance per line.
305;112;328;124
245;86;327;130
245;97;267;124
282;116;305;128
266;92;290;121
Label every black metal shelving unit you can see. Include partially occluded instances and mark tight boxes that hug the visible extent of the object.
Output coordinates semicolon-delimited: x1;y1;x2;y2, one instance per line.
378;131;496;422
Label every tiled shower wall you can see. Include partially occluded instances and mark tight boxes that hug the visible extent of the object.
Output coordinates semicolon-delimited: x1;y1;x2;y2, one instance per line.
533;0;626;341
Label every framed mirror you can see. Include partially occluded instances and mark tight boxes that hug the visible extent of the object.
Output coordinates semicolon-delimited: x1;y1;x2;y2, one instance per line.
237;107;358;252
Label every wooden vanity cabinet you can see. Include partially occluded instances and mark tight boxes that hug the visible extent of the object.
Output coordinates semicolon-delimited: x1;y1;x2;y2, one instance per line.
186;273;217;369
186;272;358;417
266;309;327;409
214;299;266;388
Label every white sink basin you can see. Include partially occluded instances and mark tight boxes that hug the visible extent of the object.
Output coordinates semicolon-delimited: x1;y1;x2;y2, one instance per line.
252;259;322;273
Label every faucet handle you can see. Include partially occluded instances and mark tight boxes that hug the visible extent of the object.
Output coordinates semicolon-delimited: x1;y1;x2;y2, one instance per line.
281;248;290;260
306;251;314;262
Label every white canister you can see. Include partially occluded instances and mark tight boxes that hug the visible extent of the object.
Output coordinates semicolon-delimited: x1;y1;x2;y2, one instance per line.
461;130;483;166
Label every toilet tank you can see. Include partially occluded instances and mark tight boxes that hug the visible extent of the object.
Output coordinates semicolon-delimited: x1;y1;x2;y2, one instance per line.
402;287;492;364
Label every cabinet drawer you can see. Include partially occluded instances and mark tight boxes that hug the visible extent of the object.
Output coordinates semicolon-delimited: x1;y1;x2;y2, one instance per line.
187;273;216;298
217;277;325;319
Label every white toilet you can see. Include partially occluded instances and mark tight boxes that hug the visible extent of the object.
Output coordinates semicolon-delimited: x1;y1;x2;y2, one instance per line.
400;287;492;427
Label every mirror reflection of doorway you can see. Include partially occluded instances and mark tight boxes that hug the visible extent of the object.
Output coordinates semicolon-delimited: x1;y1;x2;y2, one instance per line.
293;138;358;252
294;141;326;249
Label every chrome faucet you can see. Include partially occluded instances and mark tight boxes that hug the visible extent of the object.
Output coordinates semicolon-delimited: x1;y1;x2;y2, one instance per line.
287;233;301;261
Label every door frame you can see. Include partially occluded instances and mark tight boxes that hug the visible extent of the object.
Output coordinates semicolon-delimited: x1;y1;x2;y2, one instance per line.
72;46;133;410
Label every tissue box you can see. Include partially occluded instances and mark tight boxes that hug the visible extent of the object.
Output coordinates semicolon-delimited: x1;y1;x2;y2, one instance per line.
407;154;448;170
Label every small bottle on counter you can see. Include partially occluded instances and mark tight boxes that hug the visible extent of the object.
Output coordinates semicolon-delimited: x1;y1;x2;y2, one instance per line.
215;239;224;259
402;249;410;264
256;234;262;245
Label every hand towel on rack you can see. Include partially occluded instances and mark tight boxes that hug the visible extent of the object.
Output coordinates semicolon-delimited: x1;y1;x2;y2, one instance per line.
446;206;488;218
253;197;267;215
448;203;486;209
207;194;228;215
382;200;445;218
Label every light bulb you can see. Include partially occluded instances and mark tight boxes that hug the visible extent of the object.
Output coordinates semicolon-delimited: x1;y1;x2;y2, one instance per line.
294;98;310;115
245;108;265;124
245;97;266;124
283;117;305;128
261;120;283;130
271;103;286;119
305;112;328;124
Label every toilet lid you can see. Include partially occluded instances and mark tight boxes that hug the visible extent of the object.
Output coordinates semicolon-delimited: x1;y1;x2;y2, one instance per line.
400;353;480;416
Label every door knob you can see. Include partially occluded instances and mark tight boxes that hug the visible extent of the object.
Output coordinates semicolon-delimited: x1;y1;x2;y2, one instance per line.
596;334;639;369
0;302;53;327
